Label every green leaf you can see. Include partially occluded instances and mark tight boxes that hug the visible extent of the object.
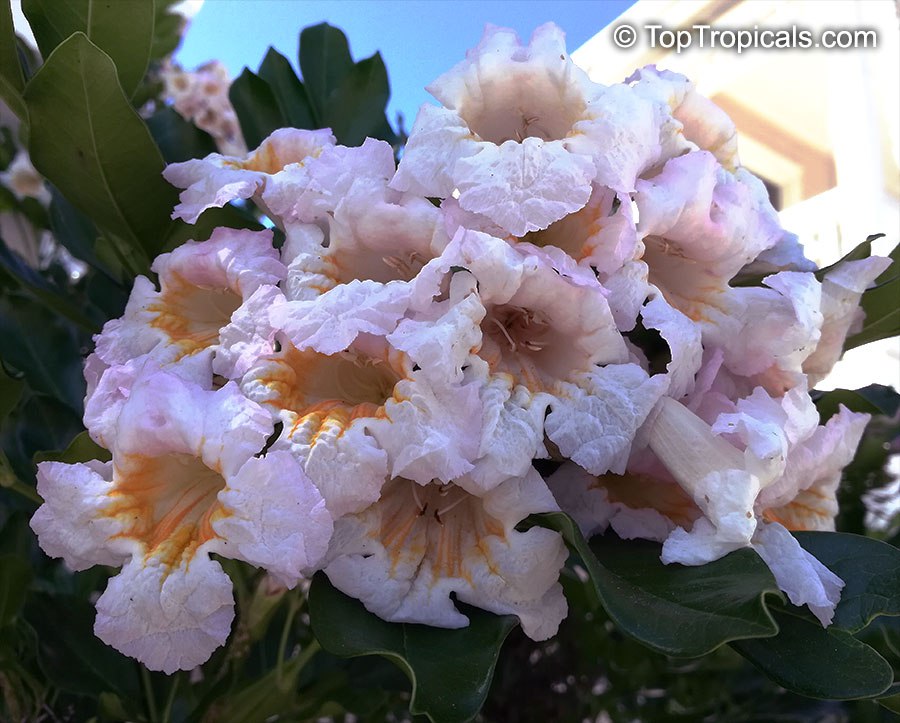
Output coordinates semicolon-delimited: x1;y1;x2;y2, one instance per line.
23;33;176;262
24;592;139;698
530;512;782;657
0;554;31;627
298;23;354;124
0;242;100;332
0;365;24;421
879;691;900;714
0;72;27;124
324;53;396;146
145;105;218;163
0;295;86;412
229;68;285;150
47;186;119;279
258;47;315;129
22;0;154;97
813;384;900;422
309;573;517;723
150;0;187;60
733;608;893;699
814;234;883;281
846;241;899;350
33;430;110;466
0;0;24;93
794;532;900;633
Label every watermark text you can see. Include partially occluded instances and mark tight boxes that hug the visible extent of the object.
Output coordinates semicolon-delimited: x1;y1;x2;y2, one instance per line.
612;23;877;53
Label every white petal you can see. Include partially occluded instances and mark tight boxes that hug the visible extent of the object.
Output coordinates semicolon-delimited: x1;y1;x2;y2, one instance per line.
94;555;234;673
454;137;594;235
546;364;667;475
752;521;844;626
212;451;333;586
31;461;130;570
324;469;567;640
804;256;892;384
272;279;411;355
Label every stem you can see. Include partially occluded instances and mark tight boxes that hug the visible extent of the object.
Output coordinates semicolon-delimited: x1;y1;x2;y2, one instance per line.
276;596;301;688
2;477;42;504
141;666;159;723
161;675;180;723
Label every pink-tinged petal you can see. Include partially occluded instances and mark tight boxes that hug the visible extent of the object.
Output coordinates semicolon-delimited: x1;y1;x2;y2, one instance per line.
752;521;844;626
272;279;411;355
566;83;664;193
395;23;643;234
94;228;284;374
94;555;234;673
640;293;703;399
265;138;396;224
394;290;484;385
212;452;333;586
324;469;567;640
803;256;892;384
548;462;699;543
712;386;820;488
635;152;782;322
760;406;870;529
114;372;272;478
468;377;549;492
84;352;213;450
546;364;668;475
153;227;284;297
31;461;129;570
454;137;595;236
371;373;482;484
213;285;284;379
629;66;738;170
163;128;336;223
701;273;822;389
740;230;817;276
389;105;482;199
649;398;761;561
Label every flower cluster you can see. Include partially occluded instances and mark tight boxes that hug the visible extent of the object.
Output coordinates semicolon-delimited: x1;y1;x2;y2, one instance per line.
31;23;889;672
161;60;246;156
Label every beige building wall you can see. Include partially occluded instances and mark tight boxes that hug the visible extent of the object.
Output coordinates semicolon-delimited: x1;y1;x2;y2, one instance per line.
574;0;899;391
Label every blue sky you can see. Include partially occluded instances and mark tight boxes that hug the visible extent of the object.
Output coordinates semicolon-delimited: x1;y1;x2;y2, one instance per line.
176;0;634;129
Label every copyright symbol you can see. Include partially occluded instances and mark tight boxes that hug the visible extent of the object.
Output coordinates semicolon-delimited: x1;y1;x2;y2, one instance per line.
613;24;637;49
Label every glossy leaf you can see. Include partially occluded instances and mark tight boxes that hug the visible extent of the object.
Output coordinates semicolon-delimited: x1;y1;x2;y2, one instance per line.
33;430;110;466
298;23;354;124
846;241;899;350
258;47;315;129
0;295;86;412
0;0;23;92
794;532;900;633
530;512;782;657
0;71;27;125
47;186;121;280
733;609;893;700
150;0;187;60
22;0;154;97
145;105;218;164
309;573;517;723
0;242;99;332
814;234;882;281
24;592;139;698
325;53;397;146
813;384;900;423
229;68;285;150
24;33;176;262
0;366;24;421
0;554;30;627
